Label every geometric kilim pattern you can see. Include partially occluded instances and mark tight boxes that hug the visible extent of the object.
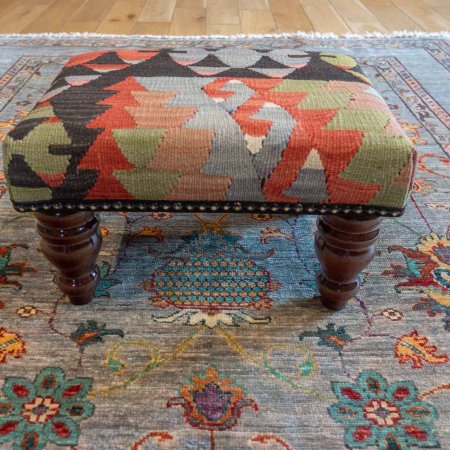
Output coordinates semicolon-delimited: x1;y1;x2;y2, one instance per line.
3;49;416;213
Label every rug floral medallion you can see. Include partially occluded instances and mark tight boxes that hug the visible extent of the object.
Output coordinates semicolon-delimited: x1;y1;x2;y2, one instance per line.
0;34;449;450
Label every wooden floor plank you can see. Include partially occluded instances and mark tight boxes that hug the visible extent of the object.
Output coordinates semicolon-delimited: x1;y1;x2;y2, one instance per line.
240;9;277;33
139;0;177;22
71;0;114;22
3;0;448;35
238;0;269;10
423;0;450;21
169;7;207;34
96;0;145;34
360;1;423;30
23;0;89;32
207;0;240;25
60;21;99;32
132;21;171;34
361;0;392;6
299;0;352;34
328;0;388;32
0;2;54;33
391;0;449;30
176;0;207;7
206;23;242;34
0;0;29;20
299;0;332;5
268;0;313;32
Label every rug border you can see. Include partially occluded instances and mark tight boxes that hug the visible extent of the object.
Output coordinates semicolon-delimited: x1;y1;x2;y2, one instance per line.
0;31;449;40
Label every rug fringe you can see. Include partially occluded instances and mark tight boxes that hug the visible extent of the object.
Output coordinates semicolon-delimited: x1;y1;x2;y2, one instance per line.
0;30;449;40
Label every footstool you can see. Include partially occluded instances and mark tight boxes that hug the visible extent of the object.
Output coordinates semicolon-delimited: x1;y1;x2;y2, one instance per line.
3;48;416;310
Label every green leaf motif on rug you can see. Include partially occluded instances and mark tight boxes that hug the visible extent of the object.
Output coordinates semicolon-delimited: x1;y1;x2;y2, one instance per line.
70;320;125;349
299;322;352;353
94;261;122;297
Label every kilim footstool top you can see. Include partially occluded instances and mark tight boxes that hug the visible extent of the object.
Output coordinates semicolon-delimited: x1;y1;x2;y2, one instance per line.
2;47;417;308
3;48;416;216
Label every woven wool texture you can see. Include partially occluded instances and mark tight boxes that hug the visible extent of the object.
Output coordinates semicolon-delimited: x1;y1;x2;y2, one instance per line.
3;48;415;212
0;34;448;450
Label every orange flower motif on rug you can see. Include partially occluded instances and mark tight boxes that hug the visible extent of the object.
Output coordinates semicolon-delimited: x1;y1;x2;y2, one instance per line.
0;328;26;363
395;331;448;368
384;232;450;330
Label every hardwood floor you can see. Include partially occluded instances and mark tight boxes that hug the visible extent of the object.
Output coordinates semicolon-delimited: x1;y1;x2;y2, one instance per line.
1;0;448;34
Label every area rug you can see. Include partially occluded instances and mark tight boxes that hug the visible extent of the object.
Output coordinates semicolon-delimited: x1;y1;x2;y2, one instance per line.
0;33;449;450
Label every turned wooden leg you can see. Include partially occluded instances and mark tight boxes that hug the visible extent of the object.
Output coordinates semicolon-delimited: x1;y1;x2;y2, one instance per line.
314;215;382;311
34;211;102;305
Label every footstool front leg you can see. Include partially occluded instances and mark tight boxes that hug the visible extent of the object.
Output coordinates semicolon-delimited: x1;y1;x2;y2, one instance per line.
34;211;102;305
314;215;382;311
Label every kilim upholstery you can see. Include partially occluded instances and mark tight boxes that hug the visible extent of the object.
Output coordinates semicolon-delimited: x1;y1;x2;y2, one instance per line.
3;48;416;216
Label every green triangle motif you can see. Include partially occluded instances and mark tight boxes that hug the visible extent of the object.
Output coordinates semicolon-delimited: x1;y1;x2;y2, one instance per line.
25;106;56;120
320;53;358;69
113;168;180;200
272;80;326;92
4;122;72;175
324;109;390;132
298;92;351;109
9;185;52;202
340;134;413;185
112;128;166;167
369;185;410;208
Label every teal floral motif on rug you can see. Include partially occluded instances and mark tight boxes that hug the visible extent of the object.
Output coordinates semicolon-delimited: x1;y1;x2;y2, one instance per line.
329;371;439;449
0;367;94;449
0;34;449;449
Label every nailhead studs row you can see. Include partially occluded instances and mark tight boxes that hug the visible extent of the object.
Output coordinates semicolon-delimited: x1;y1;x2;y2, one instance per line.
16;201;403;217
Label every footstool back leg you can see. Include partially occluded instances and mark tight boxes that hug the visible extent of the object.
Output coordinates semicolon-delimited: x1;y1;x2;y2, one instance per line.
314;215;382;311
34;211;102;305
